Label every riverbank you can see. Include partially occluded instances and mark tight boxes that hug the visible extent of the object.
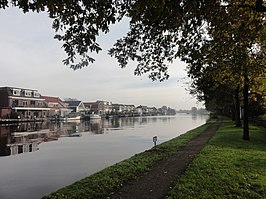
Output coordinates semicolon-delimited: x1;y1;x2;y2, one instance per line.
42;119;216;199
43;119;266;198
167;119;266;198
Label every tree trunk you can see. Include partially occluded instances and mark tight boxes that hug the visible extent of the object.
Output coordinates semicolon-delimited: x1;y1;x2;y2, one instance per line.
234;87;242;127
231;105;236;121
243;74;250;140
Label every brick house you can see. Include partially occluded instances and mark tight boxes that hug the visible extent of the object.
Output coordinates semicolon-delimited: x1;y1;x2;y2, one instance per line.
83;102;98;113
0;86;49;119
97;101;113;115
83;101;112;115
112;104;125;113
42;96;71;117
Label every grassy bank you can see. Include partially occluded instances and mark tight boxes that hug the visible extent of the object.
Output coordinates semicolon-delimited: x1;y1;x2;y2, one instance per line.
43;120;214;199
167;119;266;199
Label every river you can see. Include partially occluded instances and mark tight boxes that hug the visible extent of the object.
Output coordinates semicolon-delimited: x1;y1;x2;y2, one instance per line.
0;114;208;199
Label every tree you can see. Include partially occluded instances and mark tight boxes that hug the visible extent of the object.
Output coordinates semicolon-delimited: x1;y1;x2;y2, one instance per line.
183;5;265;140
0;1;264;73
1;0;265;139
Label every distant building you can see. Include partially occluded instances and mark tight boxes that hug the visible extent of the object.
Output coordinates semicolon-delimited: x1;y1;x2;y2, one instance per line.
97;101;112;115
84;101;113;115
112;104;125;113
42;96;71;117
83;102;98;113
65;100;86;113
112;104;135;113
147;107;158;115
0;86;49;119
124;105;136;112
136;105;148;116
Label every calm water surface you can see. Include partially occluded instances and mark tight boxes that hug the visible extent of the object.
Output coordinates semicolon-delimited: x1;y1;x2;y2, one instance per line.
0;114;208;199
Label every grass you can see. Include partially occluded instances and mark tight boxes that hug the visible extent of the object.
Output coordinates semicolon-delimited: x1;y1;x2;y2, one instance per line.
42;120;214;199
167;119;266;199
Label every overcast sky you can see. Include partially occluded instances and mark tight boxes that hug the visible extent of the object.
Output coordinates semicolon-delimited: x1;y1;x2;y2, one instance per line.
0;8;203;110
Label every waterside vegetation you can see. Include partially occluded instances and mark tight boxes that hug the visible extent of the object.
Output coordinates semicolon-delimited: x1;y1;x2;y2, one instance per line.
167;119;266;198
42;120;214;199
43;118;266;198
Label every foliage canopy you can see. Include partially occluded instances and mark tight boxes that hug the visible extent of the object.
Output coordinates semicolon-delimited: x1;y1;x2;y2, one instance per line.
0;0;265;81
0;1;265;119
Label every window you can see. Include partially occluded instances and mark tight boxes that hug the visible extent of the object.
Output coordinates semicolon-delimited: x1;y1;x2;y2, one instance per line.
13;89;21;96
30;101;35;106
33;91;40;98
12;100;19;107
23;101;29;106
24;90;32;97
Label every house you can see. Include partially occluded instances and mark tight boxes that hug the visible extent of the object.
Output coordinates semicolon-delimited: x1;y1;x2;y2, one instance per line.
42;96;71;117
124;105;136;112
83;102;98;113
0;86;49;119
113;104;136;113
136;105;148;116
84;101;113;115
147;107;158;115
96;101;113;115
112;104;125;113
65;100;86;113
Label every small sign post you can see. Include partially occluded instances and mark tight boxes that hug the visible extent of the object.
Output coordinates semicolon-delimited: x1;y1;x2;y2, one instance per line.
153;136;158;147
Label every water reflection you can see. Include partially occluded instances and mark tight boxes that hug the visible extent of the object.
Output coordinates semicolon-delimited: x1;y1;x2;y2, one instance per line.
0;114;209;199
0;116;180;157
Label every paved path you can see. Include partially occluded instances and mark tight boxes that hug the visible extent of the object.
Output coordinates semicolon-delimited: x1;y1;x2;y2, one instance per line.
109;120;222;199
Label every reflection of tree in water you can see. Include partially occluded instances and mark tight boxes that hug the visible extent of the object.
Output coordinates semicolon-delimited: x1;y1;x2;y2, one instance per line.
0;116;192;157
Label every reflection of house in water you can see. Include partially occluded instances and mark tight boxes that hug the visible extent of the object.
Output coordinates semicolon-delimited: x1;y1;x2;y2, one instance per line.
83;120;104;134
59;121;83;137
7;141;39;156
0;122;63;157
0;117;172;157
86;117;145;134
0;125;43;156
0;120;112;156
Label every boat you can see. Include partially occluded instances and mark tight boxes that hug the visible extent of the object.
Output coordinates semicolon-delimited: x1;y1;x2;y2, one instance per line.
65;116;81;121
89;113;101;119
64;112;81;121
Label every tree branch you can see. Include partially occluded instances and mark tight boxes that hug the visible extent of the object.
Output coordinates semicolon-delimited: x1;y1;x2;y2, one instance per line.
222;0;266;12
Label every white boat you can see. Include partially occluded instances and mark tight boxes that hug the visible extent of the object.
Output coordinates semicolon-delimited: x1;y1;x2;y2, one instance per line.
65;112;81;121
65;116;81;121
89;114;101;119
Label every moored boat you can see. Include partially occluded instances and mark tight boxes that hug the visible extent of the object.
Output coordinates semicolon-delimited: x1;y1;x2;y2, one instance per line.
64;112;81;121
89;113;101;119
